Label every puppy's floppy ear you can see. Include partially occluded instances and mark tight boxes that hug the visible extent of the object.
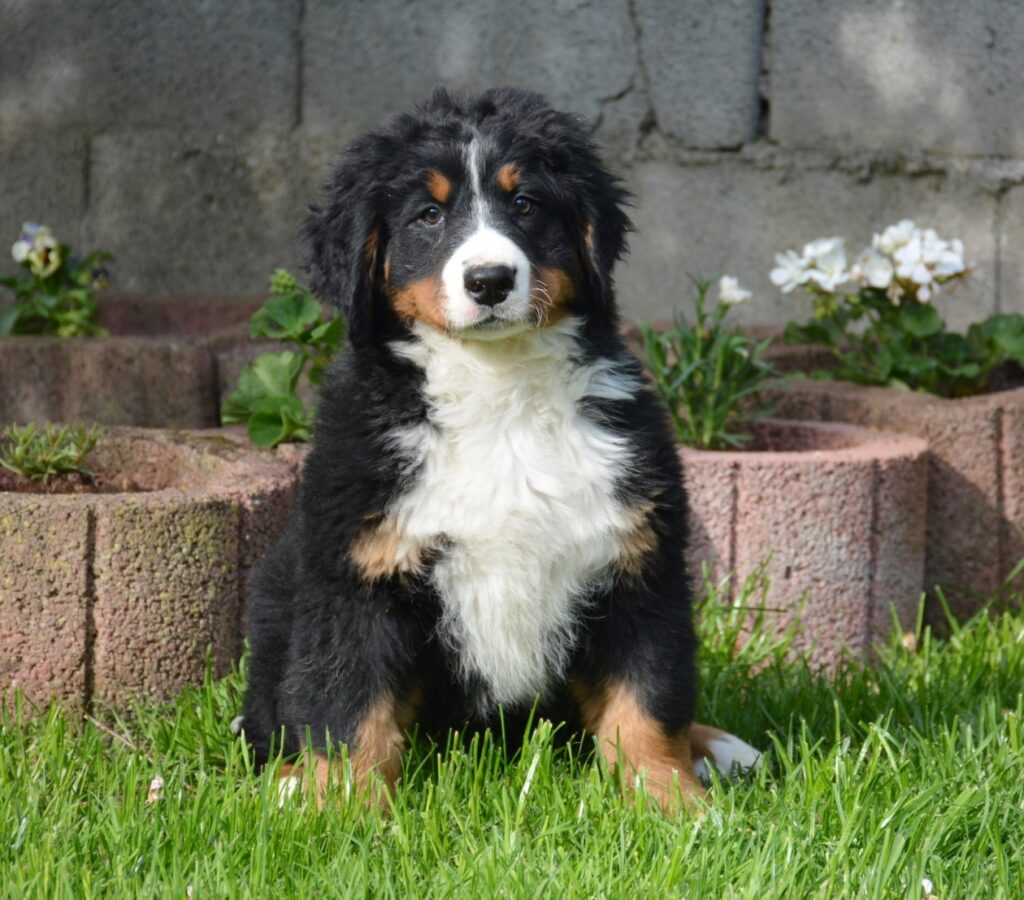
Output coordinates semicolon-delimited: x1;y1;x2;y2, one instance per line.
573;152;631;291
304;136;387;342
578;177;631;291
533;103;632;292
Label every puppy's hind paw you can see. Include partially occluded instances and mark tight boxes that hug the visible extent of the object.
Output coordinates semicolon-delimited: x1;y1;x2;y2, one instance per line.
689;723;763;787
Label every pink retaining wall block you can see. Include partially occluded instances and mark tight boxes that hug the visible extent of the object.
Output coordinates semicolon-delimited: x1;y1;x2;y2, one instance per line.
0;429;300;712
0;503;92;710
769;380;1024;619
682;419;928;669
0;294;264;428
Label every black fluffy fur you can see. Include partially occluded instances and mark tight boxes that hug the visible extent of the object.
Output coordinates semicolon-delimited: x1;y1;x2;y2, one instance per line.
242;87;697;767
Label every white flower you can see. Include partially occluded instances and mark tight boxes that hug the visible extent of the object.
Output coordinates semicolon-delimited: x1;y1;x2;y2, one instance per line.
717;275;751;306
770;250;808;293
920;231;966;278
26;233;61;278
801;236;844;262
801;236;849;292
11;239;31;263
874;219;919;256
941;237;966;275
851;247;894;289
12;222;52;264
894;236;938;299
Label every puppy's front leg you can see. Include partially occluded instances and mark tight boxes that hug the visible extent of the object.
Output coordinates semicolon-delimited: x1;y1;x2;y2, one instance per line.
574;678;705;814
275;571;426;809
283;690;415;809
573;528;704;813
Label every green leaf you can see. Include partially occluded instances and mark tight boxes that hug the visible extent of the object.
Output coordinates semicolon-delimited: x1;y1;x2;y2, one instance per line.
246;395;309;447
898;301;944;338
221;351;304;421
247;409;287;447
0;305;20;336
308;317;345;348
250;293;322;341
247;350;305;400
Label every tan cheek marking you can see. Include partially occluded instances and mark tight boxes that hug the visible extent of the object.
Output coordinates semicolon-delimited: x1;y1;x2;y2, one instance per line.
617;502;659;576
531;266;576;325
496;162;520;193
389;276;448;330
426;170;452;204
575;679;705;814
349;515;427;582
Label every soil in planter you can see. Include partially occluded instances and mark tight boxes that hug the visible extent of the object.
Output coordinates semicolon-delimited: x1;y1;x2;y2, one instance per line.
0;469;145;494
713;420;866;454
987;360;1024;394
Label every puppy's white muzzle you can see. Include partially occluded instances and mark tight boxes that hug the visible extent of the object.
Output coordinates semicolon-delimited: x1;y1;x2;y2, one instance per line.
441;226;532;332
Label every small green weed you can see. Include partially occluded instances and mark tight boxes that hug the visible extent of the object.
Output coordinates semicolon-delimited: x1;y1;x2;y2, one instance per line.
221;269;345;447
641;276;775;449
0;423;100;483
0;222;111;337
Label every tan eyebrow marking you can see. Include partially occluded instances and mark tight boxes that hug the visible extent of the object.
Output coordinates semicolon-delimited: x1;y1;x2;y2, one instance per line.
497;162;520;193
426;170;451;204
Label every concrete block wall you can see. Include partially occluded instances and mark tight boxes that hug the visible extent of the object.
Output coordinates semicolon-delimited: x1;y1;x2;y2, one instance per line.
2;0;1023;329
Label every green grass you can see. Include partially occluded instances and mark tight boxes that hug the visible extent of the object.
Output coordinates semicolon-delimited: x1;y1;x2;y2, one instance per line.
2;576;1023;898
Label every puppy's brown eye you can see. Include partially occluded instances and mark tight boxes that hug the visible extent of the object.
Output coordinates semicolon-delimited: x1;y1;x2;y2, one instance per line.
421;205;443;225
513;196;534;216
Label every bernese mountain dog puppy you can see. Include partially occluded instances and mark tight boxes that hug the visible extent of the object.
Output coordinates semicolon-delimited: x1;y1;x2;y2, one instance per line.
241;87;759;812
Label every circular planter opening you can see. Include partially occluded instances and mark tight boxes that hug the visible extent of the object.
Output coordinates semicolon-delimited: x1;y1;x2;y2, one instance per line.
0;428;300;713
681;418;928;670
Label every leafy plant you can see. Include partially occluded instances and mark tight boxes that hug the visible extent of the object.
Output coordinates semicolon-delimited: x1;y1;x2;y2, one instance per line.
777;221;1024;396
640;276;774;450
0;423;100;483
0;222;111;337
221;269;345;447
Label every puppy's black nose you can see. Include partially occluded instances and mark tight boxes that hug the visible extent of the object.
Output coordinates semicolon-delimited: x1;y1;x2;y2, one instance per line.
464;265;515;307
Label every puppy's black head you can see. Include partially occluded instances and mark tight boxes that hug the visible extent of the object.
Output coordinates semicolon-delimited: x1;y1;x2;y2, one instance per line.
306;87;631;344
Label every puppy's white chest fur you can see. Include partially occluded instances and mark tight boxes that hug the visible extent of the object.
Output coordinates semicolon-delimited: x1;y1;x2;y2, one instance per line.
390;322;639;708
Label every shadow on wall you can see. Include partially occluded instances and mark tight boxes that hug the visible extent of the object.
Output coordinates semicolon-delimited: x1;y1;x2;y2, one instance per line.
617;1;1024;329
771;2;1024;158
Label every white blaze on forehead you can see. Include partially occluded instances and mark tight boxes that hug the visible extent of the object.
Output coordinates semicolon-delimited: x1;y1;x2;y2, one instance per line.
465;136;486;223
